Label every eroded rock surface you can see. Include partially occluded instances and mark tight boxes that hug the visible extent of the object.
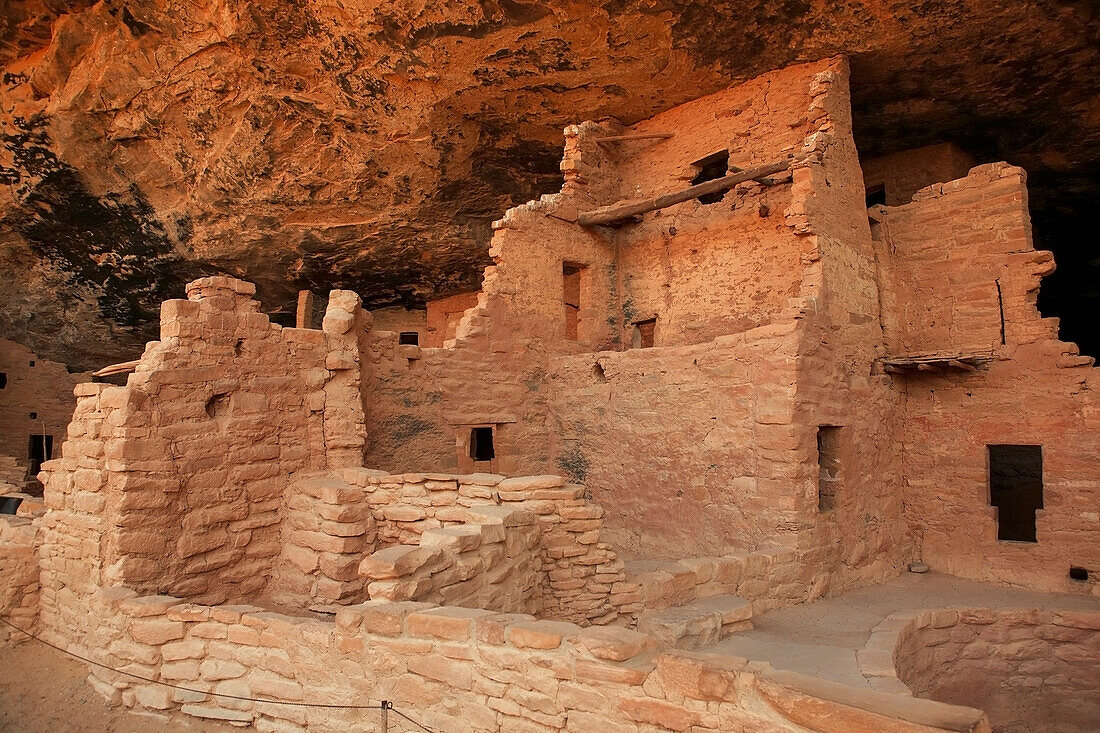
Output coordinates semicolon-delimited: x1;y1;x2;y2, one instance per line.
2;0;1098;369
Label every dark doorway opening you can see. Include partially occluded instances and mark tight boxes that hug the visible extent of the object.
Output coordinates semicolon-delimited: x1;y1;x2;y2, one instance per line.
817;426;842;511
28;434;53;476
470;427;495;462
691;151;730;204
0;373;6;389
632;319;656;349
0;496;22;515
988;444;1043;542
563;263;584;340
865;185;886;208
398;332;420;346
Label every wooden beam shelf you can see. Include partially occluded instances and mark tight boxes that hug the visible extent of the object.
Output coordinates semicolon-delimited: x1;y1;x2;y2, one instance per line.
880;353;993;375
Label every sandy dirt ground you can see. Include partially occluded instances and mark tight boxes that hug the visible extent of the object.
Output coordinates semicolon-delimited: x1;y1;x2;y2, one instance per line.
0;638;233;732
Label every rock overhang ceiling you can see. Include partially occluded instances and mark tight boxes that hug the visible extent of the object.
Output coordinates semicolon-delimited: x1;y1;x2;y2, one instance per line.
1;0;1098;370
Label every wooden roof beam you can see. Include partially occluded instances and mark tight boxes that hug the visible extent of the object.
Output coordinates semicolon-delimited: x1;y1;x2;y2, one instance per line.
577;157;795;227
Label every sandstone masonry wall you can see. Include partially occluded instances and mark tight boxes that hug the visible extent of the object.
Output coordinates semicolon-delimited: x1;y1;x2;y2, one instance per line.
786;60;911;594
63;583;991;733
891;608;1100;733
607;62;814;348
0;338;88;490
36;277;369;608
0;514;39;640
874;163;1055;356
425;291;480;348
549;323;802;554
358;58;911;595
861;143;977;207
877;167;1100;594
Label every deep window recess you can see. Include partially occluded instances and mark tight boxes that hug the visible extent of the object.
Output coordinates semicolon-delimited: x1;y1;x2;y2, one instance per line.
0;496;22;515
563;263;584;340
865;185;886;208
28;434;53;476
1069;566;1089;582
470;427;495;462
0;373;6;389
817;426;842;511
398;332;420;346
691;151;731;204
632;319;656;349
988;445;1043;542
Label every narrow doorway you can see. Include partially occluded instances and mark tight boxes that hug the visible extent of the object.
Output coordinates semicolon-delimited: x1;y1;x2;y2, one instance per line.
632;318;656;349
563;263;584;340
988;444;1043;542
28;434;53;476
817;426;842;511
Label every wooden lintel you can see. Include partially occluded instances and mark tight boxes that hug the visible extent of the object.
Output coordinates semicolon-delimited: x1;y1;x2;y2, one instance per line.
947;359;976;371
915;363;939;372
93;359;140;377
578;158;795;226
595;133;674;143
883;365;906;374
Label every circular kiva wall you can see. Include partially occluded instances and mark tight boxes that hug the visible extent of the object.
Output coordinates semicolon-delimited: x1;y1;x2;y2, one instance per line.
891;608;1100;733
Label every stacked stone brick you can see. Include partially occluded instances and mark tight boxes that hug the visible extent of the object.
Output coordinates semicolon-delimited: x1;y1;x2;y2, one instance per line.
37;276;369;607
8;573;991;732
271;474;378;609
360;504;543;613
0;515;39;641
865;607;1100;732
333;469;630;625
3;53;1096;733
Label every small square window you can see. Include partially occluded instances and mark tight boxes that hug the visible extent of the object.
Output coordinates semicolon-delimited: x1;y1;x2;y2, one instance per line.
398;332;419;346
691;151;730;204
470;427;495;462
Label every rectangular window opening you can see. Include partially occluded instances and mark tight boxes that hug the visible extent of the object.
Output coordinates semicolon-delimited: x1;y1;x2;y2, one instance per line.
0;373;6;389
691;150;730;204
865;185;886;208
632;318;656;349
989;444;1043;542
817;426;842;511
398;332;420;346
470;427;495;462
563;263;585;341
28;434;53;476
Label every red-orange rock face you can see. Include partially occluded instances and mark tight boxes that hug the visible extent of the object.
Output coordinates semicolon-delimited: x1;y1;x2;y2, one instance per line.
1;1;1098;369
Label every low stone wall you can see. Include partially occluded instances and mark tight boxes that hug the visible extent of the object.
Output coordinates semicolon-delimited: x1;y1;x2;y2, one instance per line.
618;547;812;618
332;469;629;626
861;607;1100;732
70;585;989;733
361;505;543;614
0;515;39;641
271;475;378;609
2;514;993;732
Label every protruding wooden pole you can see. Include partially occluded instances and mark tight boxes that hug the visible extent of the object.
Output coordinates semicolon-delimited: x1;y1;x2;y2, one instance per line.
595;133;674;143
577;158;794;226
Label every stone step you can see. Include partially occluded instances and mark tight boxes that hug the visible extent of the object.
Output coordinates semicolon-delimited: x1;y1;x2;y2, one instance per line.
692;594;754;626
635;595;753;650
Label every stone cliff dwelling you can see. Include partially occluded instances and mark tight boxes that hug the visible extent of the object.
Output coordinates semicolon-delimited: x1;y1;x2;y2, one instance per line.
1;6;1099;733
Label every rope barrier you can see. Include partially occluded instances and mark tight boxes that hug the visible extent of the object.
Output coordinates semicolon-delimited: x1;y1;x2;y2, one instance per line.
0;615;437;732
